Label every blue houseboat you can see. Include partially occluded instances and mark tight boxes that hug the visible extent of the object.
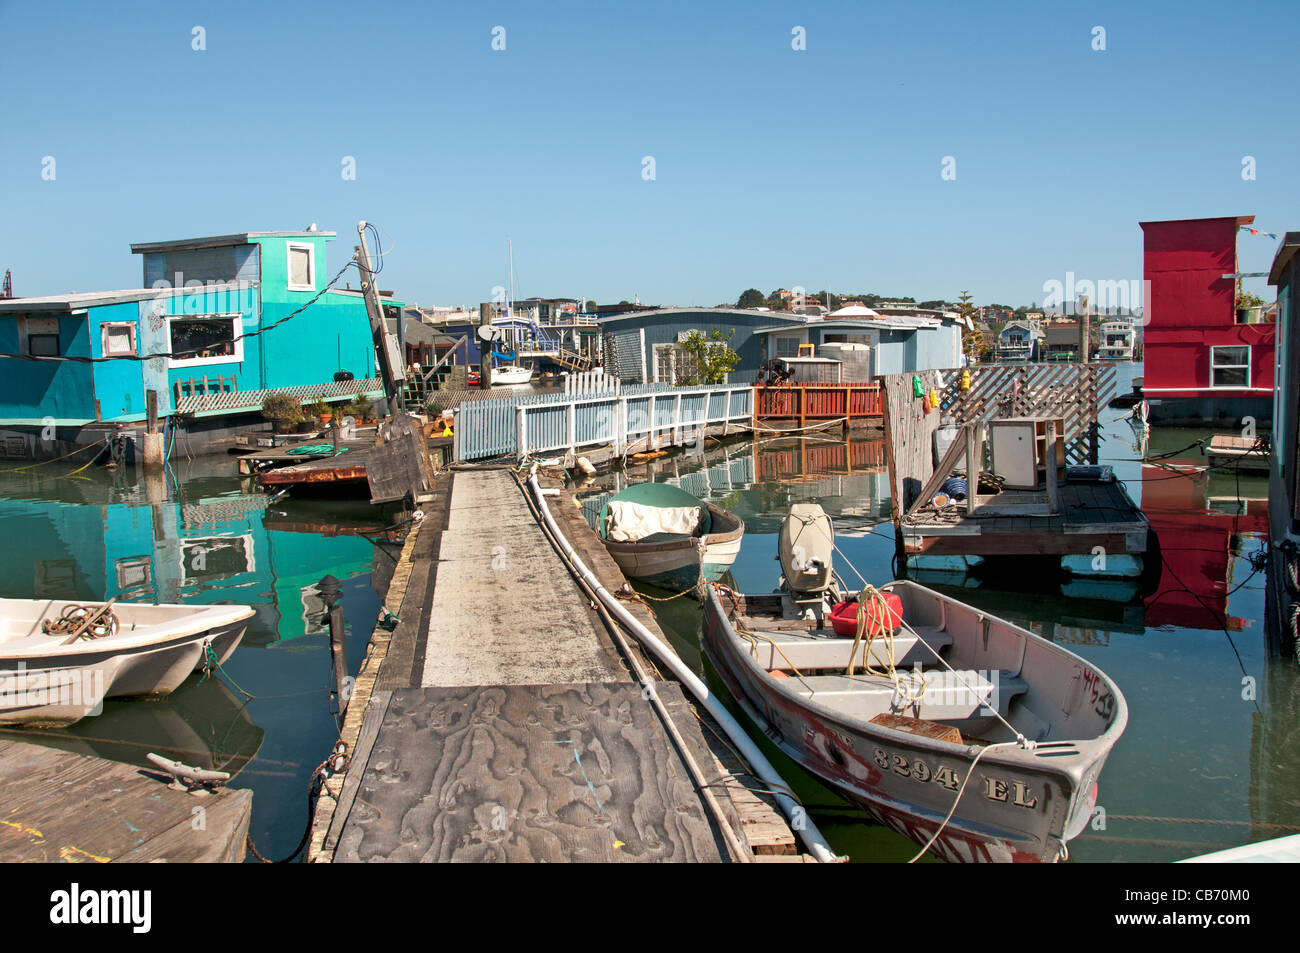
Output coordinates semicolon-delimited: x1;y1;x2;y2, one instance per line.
0;230;402;460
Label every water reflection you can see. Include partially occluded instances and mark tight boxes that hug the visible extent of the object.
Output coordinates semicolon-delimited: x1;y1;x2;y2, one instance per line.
0;455;389;861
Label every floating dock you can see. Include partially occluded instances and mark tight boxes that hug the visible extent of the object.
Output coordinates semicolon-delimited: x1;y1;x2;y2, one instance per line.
881;364;1148;576
308;467;803;862
0;738;251;863
1205;434;1269;473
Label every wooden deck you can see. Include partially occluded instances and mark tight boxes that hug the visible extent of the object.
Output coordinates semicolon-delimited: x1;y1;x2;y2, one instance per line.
237;437;375;475
0;739;251;863
308;468;803;862
901;479;1149;556
880;365;1144;565
1206;434;1270;473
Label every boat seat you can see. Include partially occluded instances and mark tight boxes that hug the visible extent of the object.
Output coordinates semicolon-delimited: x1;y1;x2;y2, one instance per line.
744;626;952;672
787;669;1028;723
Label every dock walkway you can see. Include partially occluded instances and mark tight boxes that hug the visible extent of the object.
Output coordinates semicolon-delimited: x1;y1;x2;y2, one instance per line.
0;739;251;863
311;468;791;862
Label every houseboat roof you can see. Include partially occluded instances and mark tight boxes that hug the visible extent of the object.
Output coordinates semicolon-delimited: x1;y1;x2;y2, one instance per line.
129;231;337;254
754;315;945;335
0;283;246;313
597;307;806;326
1268;232;1300;284
1138;215;1255;229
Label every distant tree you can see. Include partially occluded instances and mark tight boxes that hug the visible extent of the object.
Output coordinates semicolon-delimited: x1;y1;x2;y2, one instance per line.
918;299;950;311
678;329;741;385
957;290;983;363
737;288;765;309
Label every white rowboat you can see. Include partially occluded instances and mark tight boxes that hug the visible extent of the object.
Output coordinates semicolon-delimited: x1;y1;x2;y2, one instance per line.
0;599;254;727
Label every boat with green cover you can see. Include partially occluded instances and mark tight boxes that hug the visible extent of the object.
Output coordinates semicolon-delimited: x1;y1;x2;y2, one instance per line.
596;483;744;589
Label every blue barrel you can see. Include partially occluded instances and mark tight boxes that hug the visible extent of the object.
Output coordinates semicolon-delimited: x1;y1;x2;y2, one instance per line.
941;476;968;501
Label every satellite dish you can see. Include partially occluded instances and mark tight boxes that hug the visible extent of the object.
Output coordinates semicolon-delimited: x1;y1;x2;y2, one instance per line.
476;324;495;342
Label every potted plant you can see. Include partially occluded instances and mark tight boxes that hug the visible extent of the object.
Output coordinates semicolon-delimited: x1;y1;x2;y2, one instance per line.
261;393;304;433
307;398;332;425
1236;290;1264;324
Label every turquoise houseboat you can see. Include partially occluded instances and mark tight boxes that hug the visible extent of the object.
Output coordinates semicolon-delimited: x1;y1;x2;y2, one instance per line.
0;230;402;459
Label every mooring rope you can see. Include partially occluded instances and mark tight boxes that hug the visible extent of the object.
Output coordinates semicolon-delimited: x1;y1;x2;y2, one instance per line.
198;642;255;700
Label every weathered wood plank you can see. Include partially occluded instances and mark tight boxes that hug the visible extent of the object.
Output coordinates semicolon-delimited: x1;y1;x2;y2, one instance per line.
334;683;727;863
0;739;252;863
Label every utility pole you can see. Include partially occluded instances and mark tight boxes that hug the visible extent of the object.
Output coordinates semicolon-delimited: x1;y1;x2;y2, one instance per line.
1080;293;1091;364
355;222;403;417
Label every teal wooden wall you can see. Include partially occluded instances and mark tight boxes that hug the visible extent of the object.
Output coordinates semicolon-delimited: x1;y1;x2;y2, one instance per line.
0;312;96;423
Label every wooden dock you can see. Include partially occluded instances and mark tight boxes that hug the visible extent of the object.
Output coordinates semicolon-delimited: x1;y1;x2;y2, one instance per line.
0;738;251;863
1206;434;1270;473
308;467;802;862
881;364;1148;573
237;437;374;476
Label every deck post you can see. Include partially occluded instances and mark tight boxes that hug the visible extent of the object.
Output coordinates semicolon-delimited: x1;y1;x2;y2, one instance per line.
614;397;627;456
965;422;982;516
319;575;350;717
566;400;576;459
516;406;528;462
1045;420;1060;513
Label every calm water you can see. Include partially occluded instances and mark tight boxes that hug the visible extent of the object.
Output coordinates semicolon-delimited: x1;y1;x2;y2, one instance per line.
3;366;1297;863
0;455;397;862
581;367;1300;862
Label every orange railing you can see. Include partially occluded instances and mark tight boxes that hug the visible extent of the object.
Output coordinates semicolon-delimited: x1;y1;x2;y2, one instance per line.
755;382;883;421
755;438;887;481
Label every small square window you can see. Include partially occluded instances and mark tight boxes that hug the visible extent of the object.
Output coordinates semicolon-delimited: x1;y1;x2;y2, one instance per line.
28;334;60;357
288;244;314;290
1211;345;1250;388
102;323;137;357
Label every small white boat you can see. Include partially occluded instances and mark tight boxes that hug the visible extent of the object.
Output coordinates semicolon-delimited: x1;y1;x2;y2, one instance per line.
0;599;254;727
597;483;744;589
489;364;534;385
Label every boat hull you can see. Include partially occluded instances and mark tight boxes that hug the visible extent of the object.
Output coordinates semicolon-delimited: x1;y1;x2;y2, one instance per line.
0;602;252;728
606;535;741;588
602;501;744;589
701;584;1123;863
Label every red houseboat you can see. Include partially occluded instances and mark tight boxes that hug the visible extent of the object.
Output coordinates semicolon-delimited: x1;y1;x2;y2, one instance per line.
1138;216;1275;425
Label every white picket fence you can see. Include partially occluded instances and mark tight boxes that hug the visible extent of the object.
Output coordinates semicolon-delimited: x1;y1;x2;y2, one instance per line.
454;382;754;462
563;368;619;397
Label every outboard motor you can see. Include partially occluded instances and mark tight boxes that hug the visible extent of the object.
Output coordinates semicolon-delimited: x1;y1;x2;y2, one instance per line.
777;503;840;621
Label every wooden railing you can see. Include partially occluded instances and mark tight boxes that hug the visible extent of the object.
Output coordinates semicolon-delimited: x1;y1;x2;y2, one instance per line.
755;382;883;423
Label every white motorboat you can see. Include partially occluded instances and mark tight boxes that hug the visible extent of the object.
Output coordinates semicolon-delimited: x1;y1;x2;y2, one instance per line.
0;599;254;727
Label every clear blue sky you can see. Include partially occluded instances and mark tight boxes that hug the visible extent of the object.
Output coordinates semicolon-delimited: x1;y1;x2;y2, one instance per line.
2;0;1293;309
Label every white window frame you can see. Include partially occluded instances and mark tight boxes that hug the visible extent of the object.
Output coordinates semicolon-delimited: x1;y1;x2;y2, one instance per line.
652;342;678;384
1210;344;1251;389
286;242;316;292
101;321;137;357
167;312;244;369
772;334;803;358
